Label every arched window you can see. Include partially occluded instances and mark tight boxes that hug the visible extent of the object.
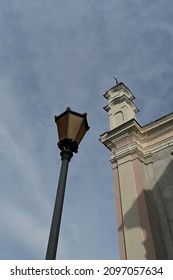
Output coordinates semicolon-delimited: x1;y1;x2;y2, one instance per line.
113;111;124;127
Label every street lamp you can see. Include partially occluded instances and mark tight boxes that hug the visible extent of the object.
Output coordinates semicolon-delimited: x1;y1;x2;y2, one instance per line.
45;107;90;260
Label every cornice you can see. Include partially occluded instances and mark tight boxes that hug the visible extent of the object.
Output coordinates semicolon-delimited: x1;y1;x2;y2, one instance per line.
100;114;173;163
103;94;139;113
100;119;141;150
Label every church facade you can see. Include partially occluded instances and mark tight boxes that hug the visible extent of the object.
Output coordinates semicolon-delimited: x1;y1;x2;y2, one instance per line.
100;82;173;259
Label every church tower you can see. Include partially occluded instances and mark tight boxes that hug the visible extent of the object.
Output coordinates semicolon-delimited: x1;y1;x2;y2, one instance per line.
100;81;173;259
103;82;139;130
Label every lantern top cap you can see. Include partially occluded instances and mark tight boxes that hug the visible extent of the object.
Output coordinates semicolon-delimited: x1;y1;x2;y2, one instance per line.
54;107;89;125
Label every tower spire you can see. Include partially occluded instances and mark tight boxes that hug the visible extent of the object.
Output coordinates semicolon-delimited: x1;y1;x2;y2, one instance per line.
113;77;119;85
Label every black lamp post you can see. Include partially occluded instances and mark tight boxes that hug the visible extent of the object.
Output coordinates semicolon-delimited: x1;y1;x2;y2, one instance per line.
45;107;90;260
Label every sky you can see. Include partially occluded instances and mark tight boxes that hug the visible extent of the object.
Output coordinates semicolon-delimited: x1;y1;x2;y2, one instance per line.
0;0;173;260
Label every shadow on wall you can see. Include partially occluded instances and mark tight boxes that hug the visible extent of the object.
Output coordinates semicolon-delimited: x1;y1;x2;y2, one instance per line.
119;159;173;260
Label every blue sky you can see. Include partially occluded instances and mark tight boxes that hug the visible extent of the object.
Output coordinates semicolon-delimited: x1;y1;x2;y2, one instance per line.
0;0;173;260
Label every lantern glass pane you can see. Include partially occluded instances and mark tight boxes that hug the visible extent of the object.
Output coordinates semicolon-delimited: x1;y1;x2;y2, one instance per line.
76;121;87;145
56;114;67;140
67;114;84;140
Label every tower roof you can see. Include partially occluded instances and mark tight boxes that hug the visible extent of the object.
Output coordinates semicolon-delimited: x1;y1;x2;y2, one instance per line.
103;82;136;101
